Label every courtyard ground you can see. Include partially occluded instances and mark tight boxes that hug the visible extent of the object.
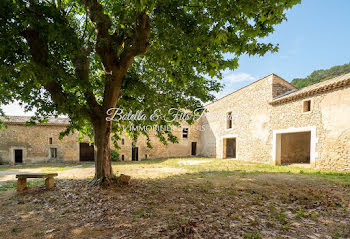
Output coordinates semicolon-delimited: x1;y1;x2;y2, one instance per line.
0;158;349;238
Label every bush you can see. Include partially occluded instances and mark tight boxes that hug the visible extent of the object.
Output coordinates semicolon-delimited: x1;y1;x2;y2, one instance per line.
111;149;120;162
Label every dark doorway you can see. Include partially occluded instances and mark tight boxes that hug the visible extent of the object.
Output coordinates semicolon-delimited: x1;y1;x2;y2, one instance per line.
225;138;236;158
132;147;139;161
50;148;57;159
14;149;23;164
281;131;311;164
191;142;197;156
80;143;95;161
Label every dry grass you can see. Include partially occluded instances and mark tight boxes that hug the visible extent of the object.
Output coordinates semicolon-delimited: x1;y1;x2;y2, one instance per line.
0;158;349;238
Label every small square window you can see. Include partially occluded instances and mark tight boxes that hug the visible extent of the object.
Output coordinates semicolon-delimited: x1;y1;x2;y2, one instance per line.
303;100;311;112
122;138;125;145
183;128;188;138
50;148;57;159
227;112;233;129
49;137;53;144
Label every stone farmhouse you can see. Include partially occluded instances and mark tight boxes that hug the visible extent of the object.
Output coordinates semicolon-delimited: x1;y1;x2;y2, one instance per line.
200;73;350;171
0;117;83;164
1;73;350;171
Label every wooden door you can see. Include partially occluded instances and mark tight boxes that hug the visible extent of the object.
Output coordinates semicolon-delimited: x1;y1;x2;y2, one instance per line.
191;142;197;156
132;147;139;161
80;143;95;161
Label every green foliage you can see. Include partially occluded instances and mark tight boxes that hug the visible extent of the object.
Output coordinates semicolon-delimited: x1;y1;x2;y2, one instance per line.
291;62;350;89
111;149;120;161
0;0;301;146
244;231;262;239
0;179;45;191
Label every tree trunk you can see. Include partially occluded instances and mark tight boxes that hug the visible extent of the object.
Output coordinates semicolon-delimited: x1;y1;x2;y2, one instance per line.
93;119;113;181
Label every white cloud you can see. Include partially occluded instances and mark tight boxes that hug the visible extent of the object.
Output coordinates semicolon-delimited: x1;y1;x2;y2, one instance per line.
214;72;257;100
222;72;256;84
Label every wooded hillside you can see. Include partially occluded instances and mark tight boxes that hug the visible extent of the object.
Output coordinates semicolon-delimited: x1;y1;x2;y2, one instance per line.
291;62;350;89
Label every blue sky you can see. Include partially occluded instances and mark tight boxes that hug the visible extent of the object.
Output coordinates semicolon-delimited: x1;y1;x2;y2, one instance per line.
2;0;350;115
218;0;350;98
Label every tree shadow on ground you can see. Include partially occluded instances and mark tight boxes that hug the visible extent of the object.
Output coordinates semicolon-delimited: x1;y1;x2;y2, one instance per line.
114;156;208;166
0;170;349;239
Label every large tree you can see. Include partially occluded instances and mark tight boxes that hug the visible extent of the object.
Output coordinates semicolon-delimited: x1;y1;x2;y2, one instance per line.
0;0;300;183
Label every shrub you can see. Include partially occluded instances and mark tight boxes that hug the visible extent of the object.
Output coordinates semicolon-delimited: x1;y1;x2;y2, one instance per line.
111;150;120;161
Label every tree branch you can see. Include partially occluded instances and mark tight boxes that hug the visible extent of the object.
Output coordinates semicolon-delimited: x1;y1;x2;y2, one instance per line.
81;12;88;39
82;0;114;71
23;25;94;119
73;52;103;117
119;12;151;70
100;13;150;113
80;2;150;115
23;29;68;107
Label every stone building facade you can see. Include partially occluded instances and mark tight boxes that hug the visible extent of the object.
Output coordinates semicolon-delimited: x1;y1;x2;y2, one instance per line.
116;121;201;161
1;73;350;171
0;117;90;164
270;73;350;171
200;73;350;171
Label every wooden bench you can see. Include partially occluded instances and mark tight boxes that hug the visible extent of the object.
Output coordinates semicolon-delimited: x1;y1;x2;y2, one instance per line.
16;173;58;192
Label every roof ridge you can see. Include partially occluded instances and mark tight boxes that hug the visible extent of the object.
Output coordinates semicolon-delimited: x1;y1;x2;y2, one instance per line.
271;72;350;105
0;115;70;125
271;73;298;89
206;73;278;106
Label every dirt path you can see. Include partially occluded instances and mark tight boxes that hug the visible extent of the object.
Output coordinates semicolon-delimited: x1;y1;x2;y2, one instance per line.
56;167;95;179
0;165;188;184
0;166;96;184
0;168;46;183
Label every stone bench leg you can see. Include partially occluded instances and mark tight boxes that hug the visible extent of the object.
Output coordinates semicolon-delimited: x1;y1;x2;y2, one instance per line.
45;177;55;190
17;178;27;192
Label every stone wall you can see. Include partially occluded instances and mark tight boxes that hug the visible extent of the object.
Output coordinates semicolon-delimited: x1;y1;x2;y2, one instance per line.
199;74;295;163
272;83;294;98
271;76;297;98
1;73;349;171
0;124;81;164
271;85;350;171
116;121;201;161
0;120;201;164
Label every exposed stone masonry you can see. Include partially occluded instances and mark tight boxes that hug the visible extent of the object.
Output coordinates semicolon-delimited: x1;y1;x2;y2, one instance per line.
1;73;350;171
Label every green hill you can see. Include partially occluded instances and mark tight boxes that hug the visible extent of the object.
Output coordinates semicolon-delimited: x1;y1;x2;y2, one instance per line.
291;62;350;89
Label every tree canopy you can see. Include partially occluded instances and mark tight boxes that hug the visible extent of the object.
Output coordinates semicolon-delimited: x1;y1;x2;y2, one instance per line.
291;62;350;89
0;0;300;180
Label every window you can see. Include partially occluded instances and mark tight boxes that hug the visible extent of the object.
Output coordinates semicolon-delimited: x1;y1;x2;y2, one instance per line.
227;112;232;129
121;155;124;161
49;137;53;144
182;128;188;138
50;148;57;159
303;100;311;112
122;138;125;145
